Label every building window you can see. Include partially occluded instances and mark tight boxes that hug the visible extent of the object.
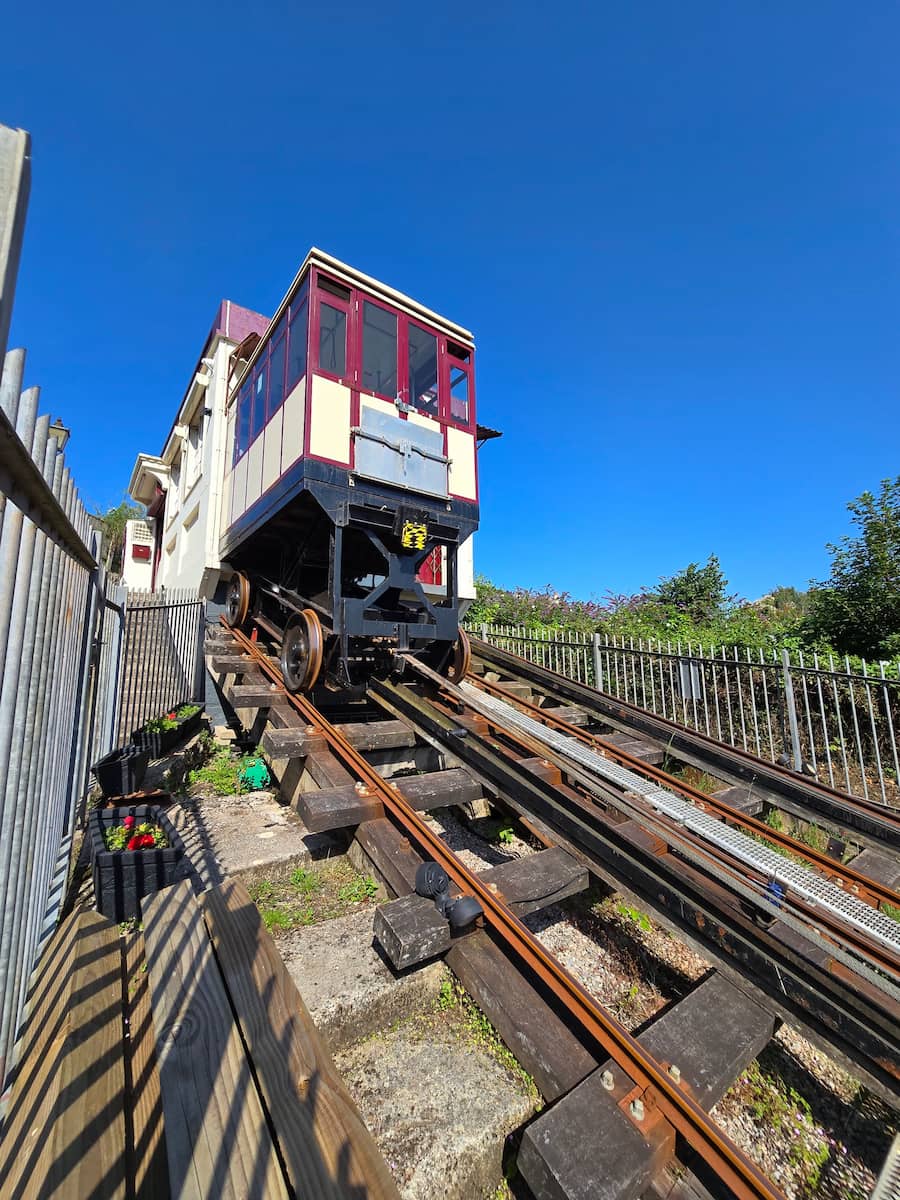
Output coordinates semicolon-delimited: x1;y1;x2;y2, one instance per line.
408;325;438;416
250;362;267;441
362;301;397;398
269;327;286;416
319;302;347;378
287;291;309;391
188;414;204;486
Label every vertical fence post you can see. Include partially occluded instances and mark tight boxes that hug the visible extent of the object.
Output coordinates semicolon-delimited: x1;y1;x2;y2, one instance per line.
780;648;803;771
592;633;602;691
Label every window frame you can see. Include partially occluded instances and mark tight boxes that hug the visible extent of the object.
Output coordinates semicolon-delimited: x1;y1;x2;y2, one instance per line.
312;272;352;385
267;315;287;420
286;282;310;395
249;357;269;444
360;296;399;402
444;340;475;430
406;317;441;420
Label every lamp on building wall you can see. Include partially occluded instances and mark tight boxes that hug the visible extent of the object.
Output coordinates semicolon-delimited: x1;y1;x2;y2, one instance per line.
48;418;70;451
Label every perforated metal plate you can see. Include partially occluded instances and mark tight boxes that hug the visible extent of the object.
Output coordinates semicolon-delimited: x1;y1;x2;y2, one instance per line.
463;683;900;958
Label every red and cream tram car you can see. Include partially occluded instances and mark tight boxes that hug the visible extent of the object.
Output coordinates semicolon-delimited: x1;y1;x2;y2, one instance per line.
221;249;481;692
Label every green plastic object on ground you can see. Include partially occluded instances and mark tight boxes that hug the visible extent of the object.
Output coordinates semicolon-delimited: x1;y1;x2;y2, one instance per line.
239;757;270;790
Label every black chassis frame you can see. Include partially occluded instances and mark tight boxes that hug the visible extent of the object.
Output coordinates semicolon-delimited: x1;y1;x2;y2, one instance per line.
221;456;478;660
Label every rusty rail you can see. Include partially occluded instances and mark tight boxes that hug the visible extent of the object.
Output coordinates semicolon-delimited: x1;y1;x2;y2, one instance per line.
224;620;785;1200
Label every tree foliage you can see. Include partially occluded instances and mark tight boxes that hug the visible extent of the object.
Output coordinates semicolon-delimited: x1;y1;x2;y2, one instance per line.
806;477;900;661
649;554;729;623
92;499;144;574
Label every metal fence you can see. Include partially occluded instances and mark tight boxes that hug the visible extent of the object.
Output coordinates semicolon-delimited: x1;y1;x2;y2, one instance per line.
467;624;900;807
116;588;206;742
0;346;122;1083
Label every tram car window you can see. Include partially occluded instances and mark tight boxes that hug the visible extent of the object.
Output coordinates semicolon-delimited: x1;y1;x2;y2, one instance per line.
220;248;487;694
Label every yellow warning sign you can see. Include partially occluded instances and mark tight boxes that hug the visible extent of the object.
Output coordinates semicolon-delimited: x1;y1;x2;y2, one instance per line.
400;521;427;550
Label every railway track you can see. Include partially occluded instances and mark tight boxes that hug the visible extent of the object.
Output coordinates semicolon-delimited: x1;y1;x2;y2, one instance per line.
471;636;900;859
209;621;900;1199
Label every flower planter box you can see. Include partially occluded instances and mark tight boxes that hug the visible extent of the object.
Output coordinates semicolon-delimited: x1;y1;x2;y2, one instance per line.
131;703;204;759
91;745;150;798
89;804;187;922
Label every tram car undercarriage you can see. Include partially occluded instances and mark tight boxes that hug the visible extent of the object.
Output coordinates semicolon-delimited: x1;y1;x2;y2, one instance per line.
219;250;487;693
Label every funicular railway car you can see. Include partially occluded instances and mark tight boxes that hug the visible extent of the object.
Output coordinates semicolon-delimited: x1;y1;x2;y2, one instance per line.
221;249;485;692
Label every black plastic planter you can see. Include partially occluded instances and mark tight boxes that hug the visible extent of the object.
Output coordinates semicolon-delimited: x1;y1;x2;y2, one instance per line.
131;704;203;759
89;804;187;921
91;745;150;798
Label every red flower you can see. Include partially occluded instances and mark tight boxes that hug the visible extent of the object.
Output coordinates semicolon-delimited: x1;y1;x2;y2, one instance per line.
126;835;141;851
166;712;176;719
142;834;155;848
123;815;136;830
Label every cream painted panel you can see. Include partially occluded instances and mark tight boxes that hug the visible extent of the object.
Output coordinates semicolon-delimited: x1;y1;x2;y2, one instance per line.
232;454;248;521
246;435;264;509
310;375;351;464
360;396;395;419
262;407;283;495
222;468;233;537
447;427;477;500
281;376;306;470
406;411;441;436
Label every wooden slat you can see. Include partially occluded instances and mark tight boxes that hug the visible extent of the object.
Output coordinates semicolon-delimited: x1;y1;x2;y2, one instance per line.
0;911;128;1199
122;932;167;1199
295;767;483;833
200;880;400;1199
141;880;289;1200
264;719;415;759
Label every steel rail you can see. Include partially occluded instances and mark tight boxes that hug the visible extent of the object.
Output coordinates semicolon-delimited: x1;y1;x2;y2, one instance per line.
474;638;900;846
223;622;784;1200
369;668;900;1097
471;675;900;916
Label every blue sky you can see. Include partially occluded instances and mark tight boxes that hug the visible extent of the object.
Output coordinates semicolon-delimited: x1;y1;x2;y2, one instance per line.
3;1;898;604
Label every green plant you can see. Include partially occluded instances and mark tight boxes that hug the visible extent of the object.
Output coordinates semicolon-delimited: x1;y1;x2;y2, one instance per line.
437;978;457;1011
261;908;293;932
188;748;242;795
176;703;201;719
884;902;900;924
290;866;319;896
338;875;378;905
144;712;179;733
251;879;275;903
616;903;651;933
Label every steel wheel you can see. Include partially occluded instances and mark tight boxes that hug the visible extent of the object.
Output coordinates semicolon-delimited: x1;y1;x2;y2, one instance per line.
446;628;471;683
225;571;251;628
280;609;324;693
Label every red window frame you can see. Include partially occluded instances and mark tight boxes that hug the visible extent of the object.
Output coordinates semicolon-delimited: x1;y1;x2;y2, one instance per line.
444;341;474;430
359;296;399;402
406;317;441;420
311;271;353;386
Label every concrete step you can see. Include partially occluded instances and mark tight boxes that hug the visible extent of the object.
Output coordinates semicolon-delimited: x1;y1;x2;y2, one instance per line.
279;907;445;1053
335;1006;537;1200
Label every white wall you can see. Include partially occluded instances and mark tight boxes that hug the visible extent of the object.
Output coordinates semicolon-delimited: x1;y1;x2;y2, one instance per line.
120;519;154;590
156;336;234;597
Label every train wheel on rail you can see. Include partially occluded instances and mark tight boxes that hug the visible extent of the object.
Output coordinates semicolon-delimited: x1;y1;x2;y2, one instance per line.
225;571;251;628
280;609;324;693
445;628;471;682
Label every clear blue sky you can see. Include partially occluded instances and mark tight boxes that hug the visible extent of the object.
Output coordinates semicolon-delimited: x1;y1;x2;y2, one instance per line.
3;2;898;603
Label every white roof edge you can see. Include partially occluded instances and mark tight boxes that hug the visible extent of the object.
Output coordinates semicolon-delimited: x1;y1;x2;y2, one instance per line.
232;247;475;396
128;453;170;502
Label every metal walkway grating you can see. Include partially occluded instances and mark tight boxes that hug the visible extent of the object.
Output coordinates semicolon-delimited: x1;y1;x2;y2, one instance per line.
464;683;900;958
